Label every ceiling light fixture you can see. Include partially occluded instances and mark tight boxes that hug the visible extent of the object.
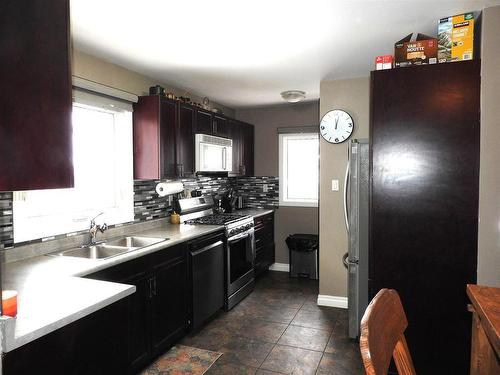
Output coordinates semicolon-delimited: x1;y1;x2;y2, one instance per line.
280;90;306;103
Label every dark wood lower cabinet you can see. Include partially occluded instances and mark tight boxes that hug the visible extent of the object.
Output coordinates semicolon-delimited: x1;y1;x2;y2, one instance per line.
2;299;129;375
151;257;188;356
254;212;275;276
125;272;152;371
85;243;189;374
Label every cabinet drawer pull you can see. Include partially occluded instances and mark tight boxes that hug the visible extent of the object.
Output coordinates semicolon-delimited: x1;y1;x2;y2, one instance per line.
148;278;153;298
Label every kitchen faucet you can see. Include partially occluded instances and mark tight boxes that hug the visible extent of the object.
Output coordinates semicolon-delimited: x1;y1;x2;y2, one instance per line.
88;212;108;246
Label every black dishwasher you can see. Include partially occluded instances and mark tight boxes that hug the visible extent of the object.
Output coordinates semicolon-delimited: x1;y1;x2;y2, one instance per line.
188;231;225;330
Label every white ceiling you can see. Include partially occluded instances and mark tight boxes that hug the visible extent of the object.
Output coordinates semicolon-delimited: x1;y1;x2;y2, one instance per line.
71;0;500;108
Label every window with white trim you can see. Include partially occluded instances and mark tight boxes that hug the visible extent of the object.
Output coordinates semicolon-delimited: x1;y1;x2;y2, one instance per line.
279;132;319;207
13;92;134;243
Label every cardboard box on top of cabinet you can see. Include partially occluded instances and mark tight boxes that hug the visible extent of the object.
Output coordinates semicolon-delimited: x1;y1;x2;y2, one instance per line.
375;55;393;70
394;33;438;68
438;11;481;63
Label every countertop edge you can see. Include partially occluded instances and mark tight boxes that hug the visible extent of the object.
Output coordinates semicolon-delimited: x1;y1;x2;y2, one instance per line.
467;284;500;356
3;283;136;353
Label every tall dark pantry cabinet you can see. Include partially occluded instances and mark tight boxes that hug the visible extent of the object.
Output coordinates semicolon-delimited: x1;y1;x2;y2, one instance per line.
369;61;480;374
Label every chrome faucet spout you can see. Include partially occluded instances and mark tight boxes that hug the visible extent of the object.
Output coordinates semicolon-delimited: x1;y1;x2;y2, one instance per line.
88;213;108;246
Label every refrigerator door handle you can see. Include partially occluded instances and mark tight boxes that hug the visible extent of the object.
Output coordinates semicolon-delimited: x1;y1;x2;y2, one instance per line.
342;252;349;269
343;162;349;232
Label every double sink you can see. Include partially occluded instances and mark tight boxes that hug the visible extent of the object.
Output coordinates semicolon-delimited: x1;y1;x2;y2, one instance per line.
52;236;168;260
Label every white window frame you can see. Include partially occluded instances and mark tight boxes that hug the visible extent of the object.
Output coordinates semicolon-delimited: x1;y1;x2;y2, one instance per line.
13;92;134;243
279;132;319;208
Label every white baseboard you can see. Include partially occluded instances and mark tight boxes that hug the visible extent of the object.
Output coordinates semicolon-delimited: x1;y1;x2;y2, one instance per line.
269;263;290;272
317;294;348;309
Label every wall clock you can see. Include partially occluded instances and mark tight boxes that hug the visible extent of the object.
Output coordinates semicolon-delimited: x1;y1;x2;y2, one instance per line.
319;109;354;144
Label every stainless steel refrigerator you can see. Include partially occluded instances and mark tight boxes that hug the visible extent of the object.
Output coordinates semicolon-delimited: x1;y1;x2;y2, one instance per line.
342;139;369;339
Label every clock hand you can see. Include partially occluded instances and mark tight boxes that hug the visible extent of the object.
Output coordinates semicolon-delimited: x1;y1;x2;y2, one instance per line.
335;117;338;130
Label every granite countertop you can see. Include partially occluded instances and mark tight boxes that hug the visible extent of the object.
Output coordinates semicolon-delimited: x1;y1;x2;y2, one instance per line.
1;208;274;352
235;207;275;218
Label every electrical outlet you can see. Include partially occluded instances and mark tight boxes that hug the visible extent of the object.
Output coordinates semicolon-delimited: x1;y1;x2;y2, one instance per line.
331;179;339;191
263;184;269;193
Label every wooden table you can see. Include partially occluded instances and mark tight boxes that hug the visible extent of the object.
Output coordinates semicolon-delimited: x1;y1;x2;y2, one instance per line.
467;284;500;375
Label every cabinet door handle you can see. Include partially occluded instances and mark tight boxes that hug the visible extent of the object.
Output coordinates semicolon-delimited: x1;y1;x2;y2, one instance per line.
153;276;157;296
148;277;154;298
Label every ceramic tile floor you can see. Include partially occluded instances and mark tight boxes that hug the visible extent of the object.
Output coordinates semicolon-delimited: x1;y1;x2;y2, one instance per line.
180;271;365;375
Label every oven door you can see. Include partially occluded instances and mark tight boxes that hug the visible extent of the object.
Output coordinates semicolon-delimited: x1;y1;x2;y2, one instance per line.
227;229;255;296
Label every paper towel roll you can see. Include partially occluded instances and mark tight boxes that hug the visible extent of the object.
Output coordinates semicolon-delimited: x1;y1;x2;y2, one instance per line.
155;181;184;197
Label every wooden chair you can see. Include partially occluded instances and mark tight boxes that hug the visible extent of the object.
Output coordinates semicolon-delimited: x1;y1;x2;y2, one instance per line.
359;288;417;375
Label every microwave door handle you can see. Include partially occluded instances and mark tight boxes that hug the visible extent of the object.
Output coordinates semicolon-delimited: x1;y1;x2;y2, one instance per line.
222;147;227;170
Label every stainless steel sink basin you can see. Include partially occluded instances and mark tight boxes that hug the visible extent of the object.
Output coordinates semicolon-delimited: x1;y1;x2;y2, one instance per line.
50;236;168;260
56;245;131;260
105;236;167;248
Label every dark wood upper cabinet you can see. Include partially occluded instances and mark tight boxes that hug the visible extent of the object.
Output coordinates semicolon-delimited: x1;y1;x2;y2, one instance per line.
240;122;255;176
177;104;195;177
228;119;242;175
194;109;213;134
134;96;255;178
369;61;480;375
213;115;230;138
194;110;230;138
0;0;74;191
133;96;177;179
226;119;254;176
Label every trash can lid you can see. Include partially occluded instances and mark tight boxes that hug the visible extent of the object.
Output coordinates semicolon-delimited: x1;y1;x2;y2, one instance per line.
286;234;319;252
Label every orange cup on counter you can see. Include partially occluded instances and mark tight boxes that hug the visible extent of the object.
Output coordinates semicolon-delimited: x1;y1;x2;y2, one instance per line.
2;290;18;317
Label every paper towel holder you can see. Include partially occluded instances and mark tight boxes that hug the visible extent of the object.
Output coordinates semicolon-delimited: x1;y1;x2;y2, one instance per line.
155;181;184;197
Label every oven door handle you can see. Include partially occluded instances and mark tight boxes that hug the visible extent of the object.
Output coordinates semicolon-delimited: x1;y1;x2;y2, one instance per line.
228;230;253;242
228;230;255;264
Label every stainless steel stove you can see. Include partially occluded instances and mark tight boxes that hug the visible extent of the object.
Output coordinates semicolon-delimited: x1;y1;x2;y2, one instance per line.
186;213;247;225
175;196;255;310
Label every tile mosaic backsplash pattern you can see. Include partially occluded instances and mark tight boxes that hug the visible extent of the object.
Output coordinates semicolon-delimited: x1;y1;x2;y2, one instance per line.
234;176;279;209
0;192;14;249
134;176;278;221
0;176;279;250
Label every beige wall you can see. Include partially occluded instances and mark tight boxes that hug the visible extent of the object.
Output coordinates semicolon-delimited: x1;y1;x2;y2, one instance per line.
236;102;319;263
319;77;370;297
72;50;234;117
478;5;500;287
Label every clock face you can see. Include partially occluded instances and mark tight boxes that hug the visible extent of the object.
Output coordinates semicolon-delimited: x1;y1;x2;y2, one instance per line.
319;110;354;144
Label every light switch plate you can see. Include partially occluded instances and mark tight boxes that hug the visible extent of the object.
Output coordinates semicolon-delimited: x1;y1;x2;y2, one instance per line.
331;179;339;191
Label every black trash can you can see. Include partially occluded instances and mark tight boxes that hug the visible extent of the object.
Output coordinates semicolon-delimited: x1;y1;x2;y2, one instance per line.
286;234;319;280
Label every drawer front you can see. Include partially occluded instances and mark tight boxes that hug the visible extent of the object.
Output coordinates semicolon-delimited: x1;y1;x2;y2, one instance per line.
254;212;274;230
255;228;273;250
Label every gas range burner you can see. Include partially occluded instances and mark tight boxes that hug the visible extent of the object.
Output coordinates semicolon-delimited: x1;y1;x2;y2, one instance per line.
185;213;249;226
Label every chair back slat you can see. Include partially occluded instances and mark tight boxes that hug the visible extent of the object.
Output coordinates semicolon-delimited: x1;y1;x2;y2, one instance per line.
359;289;417;375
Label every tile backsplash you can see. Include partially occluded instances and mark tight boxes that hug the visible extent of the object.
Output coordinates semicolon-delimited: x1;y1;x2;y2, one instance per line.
234;176;279;209
0;176;279;251
134;176;279;221
0;192;14;250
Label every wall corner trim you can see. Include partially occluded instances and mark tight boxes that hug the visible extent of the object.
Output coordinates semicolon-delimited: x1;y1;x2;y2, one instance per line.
317;294;348;309
269;262;290;272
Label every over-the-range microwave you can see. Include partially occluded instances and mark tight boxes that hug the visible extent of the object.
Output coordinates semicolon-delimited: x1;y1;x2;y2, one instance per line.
195;134;233;173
